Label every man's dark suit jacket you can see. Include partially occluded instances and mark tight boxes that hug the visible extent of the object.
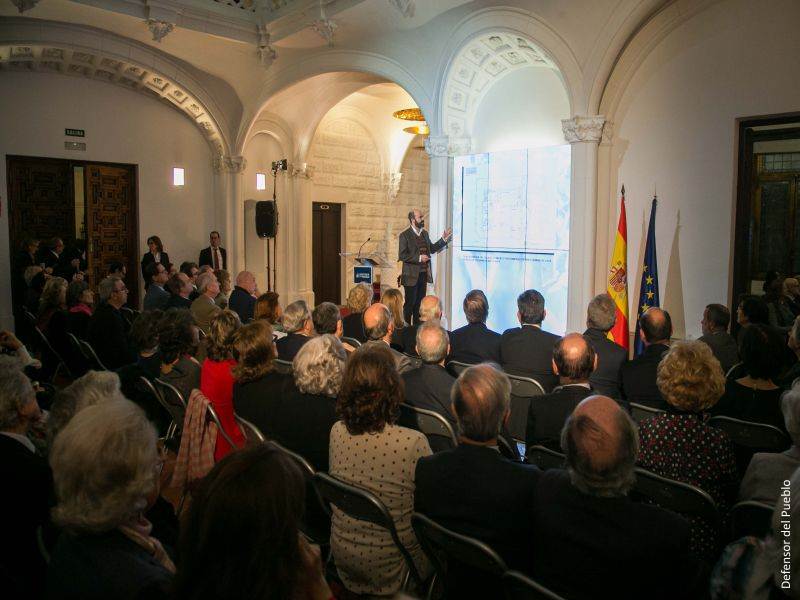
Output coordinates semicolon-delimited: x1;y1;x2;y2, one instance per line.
619;343;669;409
499;324;560;391
233;371;290;440
402;363;456;428
398;227;448;286
87;302;136;369
415;445;540;594
525;383;593;451
400;321;421;354
276;333;311;362
341;312;366;343
698;330;739;374
228;286;256;322
531;469;697;600
164;294;192;310
198;246;227;270
0;434;53;598
584;327;627;398
448;321;501;365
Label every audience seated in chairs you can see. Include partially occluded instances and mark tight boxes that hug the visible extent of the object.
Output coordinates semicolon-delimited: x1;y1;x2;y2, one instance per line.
213;268;231;309
254;291;283;331
200;309;244;461
531;395;699;600
711;468;800;599
66;279;94;340
363;302;417;374
37;276;70;376
698;303;739;375
583;293;627;398
180;261;200;300
312;301;355;353
0;360;51;598
765;276;795;330
190;271;222;336
402;321;457;430
400;295;443;355
637;340;738;561
157;309;201;401
227;270;258;323
47;399;174;599
381;287;407;349
23;265;45;316
415;363;540;590
448;289;502;365
88;276;136;370
777;316;800;389
232;320;289;439
329;343;432;595
274;334;346;471
525;333;596;451
0;330;41;371
341;282;372;343
500;289;560;391
143;262;170;311
620;307;672;409
739;381;800;503
173;443;332;600
712;323;786;430
164;273;193;310
276;300;314;361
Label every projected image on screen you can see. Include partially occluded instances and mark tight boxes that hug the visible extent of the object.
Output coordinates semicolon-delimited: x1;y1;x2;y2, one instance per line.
451;146;571;336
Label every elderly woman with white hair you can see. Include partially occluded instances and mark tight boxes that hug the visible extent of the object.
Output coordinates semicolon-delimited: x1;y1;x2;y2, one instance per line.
275;299;314;361
739;381;800;503
47;399;174;599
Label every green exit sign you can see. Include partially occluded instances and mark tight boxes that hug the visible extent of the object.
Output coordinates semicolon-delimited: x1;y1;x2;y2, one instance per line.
65;128;85;137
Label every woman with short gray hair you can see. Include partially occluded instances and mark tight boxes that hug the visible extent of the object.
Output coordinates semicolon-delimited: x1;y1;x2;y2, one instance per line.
47;399;174;598
275;300;314;361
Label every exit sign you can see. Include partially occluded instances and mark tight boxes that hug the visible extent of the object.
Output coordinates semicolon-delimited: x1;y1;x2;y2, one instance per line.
65;128;85;137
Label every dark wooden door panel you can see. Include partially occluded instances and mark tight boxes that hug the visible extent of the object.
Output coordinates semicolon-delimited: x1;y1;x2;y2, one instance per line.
312;202;342;304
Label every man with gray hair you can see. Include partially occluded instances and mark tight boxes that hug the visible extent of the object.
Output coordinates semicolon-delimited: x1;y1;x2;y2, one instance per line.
190;271;221;334
448;289;501;364
312;302;355;353
276;299;314;361
362;302;417;373
402;321;457;432
0;359;51;596
415;364;540;592
227;270;258;322
400;294;446;355
583;293;627;398
88;276;136;369
530;395;696;599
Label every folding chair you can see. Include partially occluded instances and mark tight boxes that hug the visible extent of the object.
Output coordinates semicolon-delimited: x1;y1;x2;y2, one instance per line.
709;415;791;474
629;402;666;424
273;358;293;374
728;500;775;541
497;434;521;462
314;472;423;590
399;403;458;452
412;512;507;599
153;378;188;439
502;570;567;600
507;374;545;442
234;414;266;444
206;402;240;450
136;376;177;441
77;339;109;371
524;445;565;470
341;336;362;348
726;362;745;379
120;307;136;328
33;326;73;381
445;360;473;378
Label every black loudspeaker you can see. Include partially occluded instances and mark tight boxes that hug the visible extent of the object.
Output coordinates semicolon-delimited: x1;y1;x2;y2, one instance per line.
255;201;277;238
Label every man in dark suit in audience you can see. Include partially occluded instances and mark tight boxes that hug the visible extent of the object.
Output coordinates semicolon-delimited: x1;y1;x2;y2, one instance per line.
165;273;193;310
583;293;627;398
530;395;699;600
500;289;560;391
698;303;739;375
363;303;418;374
142;262;170;311
180;261;200;301
402;321;456;429
620;307;671;409
0;364;52;598
400;294;443;355
526;333;596;451
88;276;136;369
448;289;501;364
275;300;314;361
415;364;540;595
198;230;227;271
228;270;258;323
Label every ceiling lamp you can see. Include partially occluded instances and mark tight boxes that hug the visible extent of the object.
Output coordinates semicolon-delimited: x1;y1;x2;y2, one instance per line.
393;108;425;122
403;124;430;136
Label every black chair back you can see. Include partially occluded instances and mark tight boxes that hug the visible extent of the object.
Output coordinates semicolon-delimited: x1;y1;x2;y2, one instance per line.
398;403;458;452
507;374;545;442
33;326;73;380
503;570;567;600
234;414;266;444
524;445;565;470
341;336;362;348
632;467;721;533
78;339;108;371
153;378;187;436
135;376;176;440
497;434;521;462
629;402;665;424
313;472;421;586
206;403;239;449
273;358;293;374
726;362;745;379
708;415;791;474
728;500;775;541
446;360;473;378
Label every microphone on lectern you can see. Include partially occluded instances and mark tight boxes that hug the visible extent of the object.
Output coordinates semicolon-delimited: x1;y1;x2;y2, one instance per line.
357;237;371;260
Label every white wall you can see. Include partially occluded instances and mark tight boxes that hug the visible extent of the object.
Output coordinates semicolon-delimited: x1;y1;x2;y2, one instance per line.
609;0;800;339
0;71;217;326
472;67;570;154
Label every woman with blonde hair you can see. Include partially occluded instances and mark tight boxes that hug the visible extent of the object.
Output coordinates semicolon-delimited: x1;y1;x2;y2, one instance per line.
341;282;372;343
381;287;406;348
213;269;232;309
638;340;737;560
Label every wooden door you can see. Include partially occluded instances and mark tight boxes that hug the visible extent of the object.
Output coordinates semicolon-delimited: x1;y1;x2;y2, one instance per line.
312;202;342;304
85;164;139;306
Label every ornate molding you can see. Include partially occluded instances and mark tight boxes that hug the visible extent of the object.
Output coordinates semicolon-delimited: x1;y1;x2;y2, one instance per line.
9;0;39;13
561;115;606;144
383;171;402;200
600;120;614;146
290;163;314;179
256;25;277;69
424;135;472;157
311;18;337;47
146;19;175;43
388;0;415;18
213;155;247;173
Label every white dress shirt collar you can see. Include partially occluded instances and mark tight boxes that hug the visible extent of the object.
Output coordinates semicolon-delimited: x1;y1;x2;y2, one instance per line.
0;431;35;453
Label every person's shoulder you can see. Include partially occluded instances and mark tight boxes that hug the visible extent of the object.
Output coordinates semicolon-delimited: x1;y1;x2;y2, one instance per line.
501;326;521;337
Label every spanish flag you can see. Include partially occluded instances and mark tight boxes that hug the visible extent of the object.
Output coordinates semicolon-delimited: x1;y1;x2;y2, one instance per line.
607;187;629;351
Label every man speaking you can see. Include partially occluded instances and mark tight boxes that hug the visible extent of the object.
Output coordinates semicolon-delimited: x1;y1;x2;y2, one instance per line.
399;208;452;324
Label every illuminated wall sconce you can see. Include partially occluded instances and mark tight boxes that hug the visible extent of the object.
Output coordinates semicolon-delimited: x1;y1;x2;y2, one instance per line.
173;167;185;186
256;172;266;190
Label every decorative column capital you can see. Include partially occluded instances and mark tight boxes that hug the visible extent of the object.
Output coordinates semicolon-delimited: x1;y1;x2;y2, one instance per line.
383;171;402;200
290;163;315;179
388;0;415;17
213;155;247;174
561;115;606;144
257;25;277;70
146;18;174;43
424;135;472;158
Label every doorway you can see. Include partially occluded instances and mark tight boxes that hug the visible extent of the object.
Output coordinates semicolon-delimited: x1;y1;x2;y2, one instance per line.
7;155;139;328
312;202;342;304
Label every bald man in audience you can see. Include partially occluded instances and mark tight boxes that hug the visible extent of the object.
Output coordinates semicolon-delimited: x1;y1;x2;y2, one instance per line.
531;395;698;600
400;294;444;355
415;364;539;596
190;272;221;334
525;333;596;451
228;270;258;323
402;321;457;431
363;303;417;374
620;307;672;409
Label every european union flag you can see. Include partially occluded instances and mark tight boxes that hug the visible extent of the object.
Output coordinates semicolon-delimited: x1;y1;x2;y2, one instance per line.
634;197;659;357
